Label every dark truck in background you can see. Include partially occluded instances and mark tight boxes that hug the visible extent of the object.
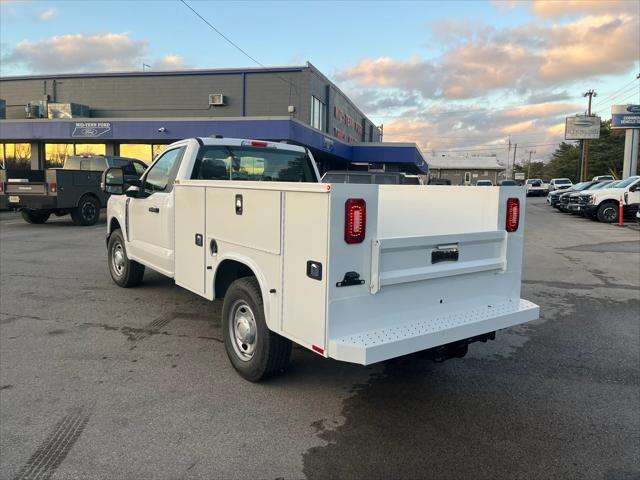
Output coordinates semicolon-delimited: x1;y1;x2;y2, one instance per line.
0;156;147;225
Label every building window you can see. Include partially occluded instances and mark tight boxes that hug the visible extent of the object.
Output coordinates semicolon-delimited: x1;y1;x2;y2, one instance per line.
45;144;74;168
74;144;106;157
44;143;107;168
310;96;326;131
0;144;31;169
119;144;170;163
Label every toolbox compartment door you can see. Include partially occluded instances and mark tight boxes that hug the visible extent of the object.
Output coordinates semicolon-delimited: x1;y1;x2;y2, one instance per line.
174;185;206;295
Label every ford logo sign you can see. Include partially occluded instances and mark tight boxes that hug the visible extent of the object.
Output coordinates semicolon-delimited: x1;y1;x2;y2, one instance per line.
626;105;640;113
573;120;593;127
81;128;98;135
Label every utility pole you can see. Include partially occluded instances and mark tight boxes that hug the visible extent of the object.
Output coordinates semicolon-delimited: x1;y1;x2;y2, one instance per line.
582;89;597;181
507;135;511;180
512;143;517;179
527;150;535;178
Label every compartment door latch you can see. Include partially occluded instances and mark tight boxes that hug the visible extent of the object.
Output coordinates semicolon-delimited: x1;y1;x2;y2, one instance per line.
336;271;365;287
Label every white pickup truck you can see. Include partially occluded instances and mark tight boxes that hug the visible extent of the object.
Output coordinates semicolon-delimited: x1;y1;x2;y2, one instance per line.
524;178;548;197
102;137;539;381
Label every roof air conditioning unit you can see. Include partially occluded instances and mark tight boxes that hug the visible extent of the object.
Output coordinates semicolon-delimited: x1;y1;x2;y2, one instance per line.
209;94;225;106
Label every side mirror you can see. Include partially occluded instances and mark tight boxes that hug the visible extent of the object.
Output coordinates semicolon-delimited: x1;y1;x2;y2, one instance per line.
102;167;124;195
629;184;638;192
125;186;146;198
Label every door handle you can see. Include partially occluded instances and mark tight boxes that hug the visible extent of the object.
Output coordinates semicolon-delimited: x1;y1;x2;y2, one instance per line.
148;207;159;213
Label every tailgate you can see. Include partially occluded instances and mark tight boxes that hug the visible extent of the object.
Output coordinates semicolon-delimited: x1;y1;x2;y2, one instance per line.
325;184;538;364
3;169;48;195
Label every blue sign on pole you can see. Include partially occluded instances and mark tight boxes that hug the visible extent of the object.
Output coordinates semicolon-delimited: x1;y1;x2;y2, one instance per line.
611;105;640;128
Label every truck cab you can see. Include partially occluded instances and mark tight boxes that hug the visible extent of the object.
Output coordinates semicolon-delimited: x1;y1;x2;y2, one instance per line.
103;137;539;381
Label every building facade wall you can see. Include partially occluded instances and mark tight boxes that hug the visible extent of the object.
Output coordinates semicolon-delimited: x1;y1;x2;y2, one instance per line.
430;168;503;185
0;69;311;121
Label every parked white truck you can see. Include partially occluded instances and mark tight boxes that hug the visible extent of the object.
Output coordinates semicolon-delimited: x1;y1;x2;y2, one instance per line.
102;137;539;381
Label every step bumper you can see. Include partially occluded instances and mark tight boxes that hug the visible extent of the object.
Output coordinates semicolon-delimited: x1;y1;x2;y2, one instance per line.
328;299;540;365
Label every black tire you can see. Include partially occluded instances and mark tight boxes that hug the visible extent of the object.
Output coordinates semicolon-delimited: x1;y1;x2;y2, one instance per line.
107;228;145;287
71;195;100;226
222;277;292;382
20;209;50;224
596;202;619;223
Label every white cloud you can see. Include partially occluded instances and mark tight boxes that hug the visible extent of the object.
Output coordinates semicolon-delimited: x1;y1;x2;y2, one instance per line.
152;54;189;70
530;0;639;18
1;33;149;73
38;8;55;21
338;11;638;101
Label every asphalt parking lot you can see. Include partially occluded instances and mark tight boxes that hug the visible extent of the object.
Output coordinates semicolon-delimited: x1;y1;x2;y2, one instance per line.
1;198;639;480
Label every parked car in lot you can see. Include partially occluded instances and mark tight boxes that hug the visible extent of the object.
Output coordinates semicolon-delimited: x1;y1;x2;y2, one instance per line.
498;180;519;186
567;180;617;215
428;178;452;185
549;178;573;191
321;170;423;185
524;178;549;196
475;179;493;186
101;137;539;381
592;175;615;182
557;181;605;212
548;181;589;208
582;175;640;223
0;156;147;225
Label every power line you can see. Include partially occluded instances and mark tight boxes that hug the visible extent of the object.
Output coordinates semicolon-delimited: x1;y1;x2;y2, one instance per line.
429;142;562;153
617;92;640;105
592;84;639;111
178;0;299;107
591;78;639;107
179;0;265;68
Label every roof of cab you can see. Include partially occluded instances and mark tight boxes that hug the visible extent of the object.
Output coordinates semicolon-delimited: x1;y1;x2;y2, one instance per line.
196;137;307;153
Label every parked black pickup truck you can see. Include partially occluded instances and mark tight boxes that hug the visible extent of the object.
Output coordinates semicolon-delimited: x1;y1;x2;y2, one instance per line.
0;156;147;225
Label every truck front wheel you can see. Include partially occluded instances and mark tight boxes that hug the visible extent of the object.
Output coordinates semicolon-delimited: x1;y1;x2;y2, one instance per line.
108;229;145;287
222;277;292;382
20;209;50;224
71;195;100;226
596;202;619;223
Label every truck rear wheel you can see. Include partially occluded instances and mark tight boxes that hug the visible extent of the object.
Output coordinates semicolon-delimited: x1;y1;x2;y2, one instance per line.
596;202;619;223
71;195;100;226
108;228;145;287
222;277;292;382
20;209;50;224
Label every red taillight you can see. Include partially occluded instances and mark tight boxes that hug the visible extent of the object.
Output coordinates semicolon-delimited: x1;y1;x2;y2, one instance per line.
506;197;520;232
49;182;57;193
345;198;366;244
251;141;268;147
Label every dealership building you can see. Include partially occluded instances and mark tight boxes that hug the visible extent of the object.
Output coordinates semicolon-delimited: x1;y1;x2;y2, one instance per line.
0;63;427;175
427;155;507;185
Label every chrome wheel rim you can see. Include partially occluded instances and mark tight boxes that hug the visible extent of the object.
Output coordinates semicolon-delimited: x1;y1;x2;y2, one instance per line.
229;300;257;361
111;242;125;276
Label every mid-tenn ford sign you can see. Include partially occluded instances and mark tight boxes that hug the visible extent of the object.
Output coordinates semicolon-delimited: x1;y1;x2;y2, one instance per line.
71;122;112;138
565;115;601;140
611;105;640;129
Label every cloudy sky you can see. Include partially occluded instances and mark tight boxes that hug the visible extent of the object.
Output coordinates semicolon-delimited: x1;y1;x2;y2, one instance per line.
1;0;638;163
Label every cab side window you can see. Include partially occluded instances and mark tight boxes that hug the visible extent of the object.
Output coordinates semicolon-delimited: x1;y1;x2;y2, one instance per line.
133;161;147;175
144;147;184;192
192;148;231;180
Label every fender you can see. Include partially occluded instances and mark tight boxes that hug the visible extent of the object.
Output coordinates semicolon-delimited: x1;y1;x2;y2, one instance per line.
212;252;277;331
